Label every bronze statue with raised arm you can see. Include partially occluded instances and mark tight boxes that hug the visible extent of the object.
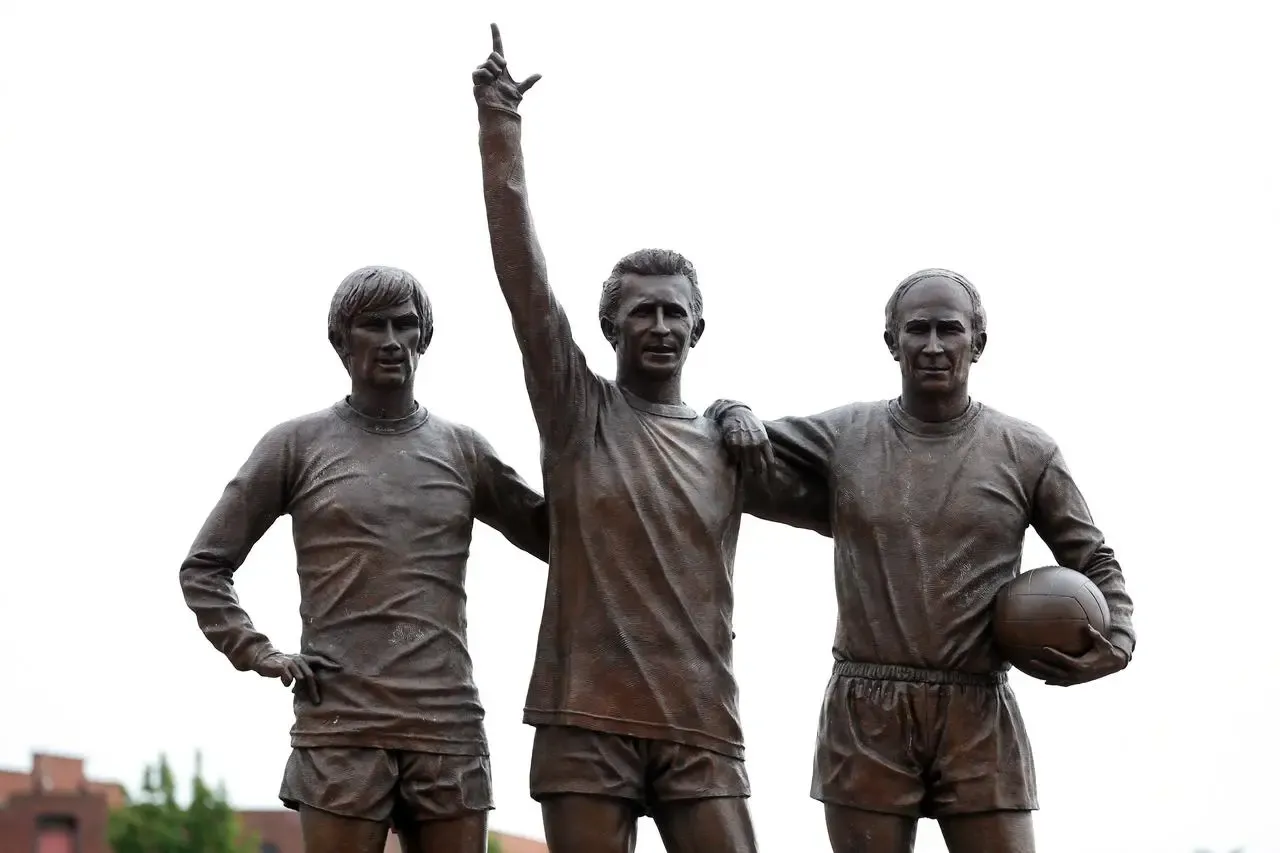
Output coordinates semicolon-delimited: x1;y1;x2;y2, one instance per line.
472;24;827;853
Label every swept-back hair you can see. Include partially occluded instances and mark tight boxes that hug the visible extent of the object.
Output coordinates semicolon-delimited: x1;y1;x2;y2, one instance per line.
883;268;986;337
598;248;704;335
327;265;434;355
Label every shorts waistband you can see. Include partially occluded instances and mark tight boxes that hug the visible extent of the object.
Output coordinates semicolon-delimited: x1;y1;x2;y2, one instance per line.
832;660;1007;686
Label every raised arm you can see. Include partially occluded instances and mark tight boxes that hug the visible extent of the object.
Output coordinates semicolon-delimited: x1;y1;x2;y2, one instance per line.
1025;445;1135;686
706;399;842;535
179;425;336;702
473;24;598;453
469;427;550;563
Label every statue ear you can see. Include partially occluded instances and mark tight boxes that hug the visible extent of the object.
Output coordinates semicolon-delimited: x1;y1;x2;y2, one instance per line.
329;329;354;373
689;317;706;348
883;329;901;361
971;330;988;362
600;317;620;349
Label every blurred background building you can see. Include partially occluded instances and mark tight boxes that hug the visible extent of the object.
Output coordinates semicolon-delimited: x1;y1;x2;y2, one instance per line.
0;752;546;853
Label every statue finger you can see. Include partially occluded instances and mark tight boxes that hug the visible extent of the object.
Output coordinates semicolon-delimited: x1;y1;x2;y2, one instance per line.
300;662;323;704
1020;658;1068;682
1086;625;1114;652
760;442;777;480
304;655;342;671
1036;646;1080;668
296;657;315;683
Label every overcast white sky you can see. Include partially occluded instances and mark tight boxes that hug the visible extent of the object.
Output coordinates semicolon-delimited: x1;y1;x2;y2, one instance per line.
3;2;1278;852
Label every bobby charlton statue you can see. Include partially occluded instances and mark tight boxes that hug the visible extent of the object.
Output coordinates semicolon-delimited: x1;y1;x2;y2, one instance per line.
472;24;826;853
711;269;1136;853
179;266;548;853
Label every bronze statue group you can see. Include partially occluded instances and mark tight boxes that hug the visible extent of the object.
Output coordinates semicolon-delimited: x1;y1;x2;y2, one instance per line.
179;25;1134;853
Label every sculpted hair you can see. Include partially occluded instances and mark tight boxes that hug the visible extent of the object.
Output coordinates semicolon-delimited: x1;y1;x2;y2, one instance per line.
884;268;987;338
598;248;705;333
327;266;434;355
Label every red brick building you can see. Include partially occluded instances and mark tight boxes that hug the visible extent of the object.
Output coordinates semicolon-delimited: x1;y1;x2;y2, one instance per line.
0;753;126;853
1;753;545;853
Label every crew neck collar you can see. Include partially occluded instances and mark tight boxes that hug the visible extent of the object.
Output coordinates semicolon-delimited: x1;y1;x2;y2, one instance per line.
621;387;698;420
888;397;982;437
334;398;430;435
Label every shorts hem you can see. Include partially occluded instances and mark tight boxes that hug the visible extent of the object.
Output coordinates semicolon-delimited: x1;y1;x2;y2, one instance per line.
530;786;749;821
810;792;921;818
530;787;642;805
931;801;1039;817
811;792;1039;818
653;790;752;803
279;794;391;823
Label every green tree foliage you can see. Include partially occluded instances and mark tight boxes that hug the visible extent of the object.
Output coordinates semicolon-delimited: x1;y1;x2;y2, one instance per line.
487;834;503;853
108;753;256;853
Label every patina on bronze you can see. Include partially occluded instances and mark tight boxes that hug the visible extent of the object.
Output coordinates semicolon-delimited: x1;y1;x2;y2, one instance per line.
710;269;1135;853
180;265;549;853
473;24;826;853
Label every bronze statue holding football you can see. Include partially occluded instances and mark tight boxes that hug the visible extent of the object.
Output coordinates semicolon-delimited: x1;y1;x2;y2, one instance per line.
711;268;1135;853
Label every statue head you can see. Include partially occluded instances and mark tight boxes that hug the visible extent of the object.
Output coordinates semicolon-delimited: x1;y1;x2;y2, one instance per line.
883;268;987;399
598;248;706;385
327;265;433;390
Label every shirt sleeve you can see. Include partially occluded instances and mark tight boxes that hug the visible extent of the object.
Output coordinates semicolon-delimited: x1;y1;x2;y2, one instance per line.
763;405;847;482
741;455;833;537
1030;446;1136;657
478;109;602;456
704;400;845;536
469;427;550;563
178;425;293;671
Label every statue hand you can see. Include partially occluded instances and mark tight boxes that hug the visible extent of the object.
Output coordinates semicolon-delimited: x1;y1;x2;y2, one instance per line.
721;406;777;484
252;651;341;705
1021;626;1129;687
472;23;541;117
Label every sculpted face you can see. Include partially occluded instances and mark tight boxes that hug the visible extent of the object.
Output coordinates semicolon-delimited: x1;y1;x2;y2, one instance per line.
607;273;705;381
886;276;986;396
343;299;423;390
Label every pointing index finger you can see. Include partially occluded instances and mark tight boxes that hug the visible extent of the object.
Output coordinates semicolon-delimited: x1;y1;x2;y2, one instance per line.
490;23;504;58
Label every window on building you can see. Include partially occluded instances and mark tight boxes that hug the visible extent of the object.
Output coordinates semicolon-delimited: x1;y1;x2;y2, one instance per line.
260;843;280;853
35;815;77;853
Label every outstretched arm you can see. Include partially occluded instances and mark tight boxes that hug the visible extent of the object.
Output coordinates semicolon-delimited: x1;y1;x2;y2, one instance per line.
469;427;550;563
474;24;597;454
742;457;833;537
706;399;842;535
